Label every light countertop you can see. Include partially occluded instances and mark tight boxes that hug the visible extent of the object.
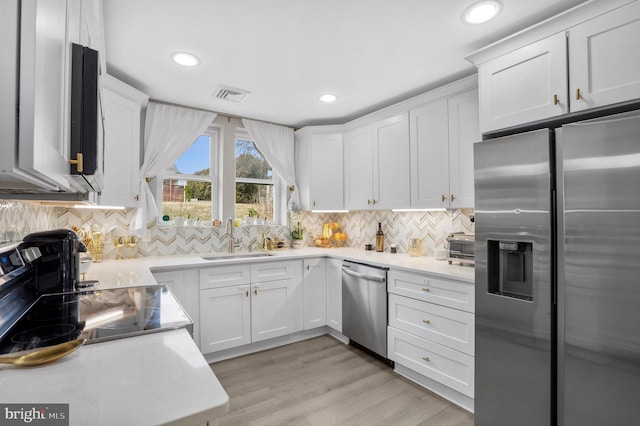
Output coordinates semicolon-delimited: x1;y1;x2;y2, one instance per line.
0;329;228;426
84;247;474;290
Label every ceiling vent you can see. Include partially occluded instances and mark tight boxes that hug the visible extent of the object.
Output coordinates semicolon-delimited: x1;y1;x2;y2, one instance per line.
213;86;251;103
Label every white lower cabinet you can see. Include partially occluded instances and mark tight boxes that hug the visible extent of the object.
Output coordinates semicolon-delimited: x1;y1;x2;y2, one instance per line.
152;268;200;346
303;258;327;330
387;270;475;406
199;260;303;354
326;258;342;332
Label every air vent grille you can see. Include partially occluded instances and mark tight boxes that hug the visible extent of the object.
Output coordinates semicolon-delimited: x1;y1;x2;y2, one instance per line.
213;86;250;103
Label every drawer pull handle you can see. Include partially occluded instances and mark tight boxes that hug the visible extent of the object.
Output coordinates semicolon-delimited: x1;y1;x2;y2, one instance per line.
254;289;258;296
441;194;446;203
422;319;431;324
576;88;581;100
553;94;559;105
422;356;430;362
245;290;249;297
422;287;430;292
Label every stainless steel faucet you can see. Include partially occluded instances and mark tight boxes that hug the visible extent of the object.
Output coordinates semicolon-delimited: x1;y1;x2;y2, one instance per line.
225;217;241;253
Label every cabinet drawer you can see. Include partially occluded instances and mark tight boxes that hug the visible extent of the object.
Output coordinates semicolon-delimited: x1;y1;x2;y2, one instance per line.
388;326;474;397
199;264;251;289
389;294;474;356
388;270;474;313
251;260;301;283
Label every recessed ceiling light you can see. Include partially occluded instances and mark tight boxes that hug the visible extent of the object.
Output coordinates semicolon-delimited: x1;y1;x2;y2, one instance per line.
464;1;502;24
318;94;337;103
171;52;200;67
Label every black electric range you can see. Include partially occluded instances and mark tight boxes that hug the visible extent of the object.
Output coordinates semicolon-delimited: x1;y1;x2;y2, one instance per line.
0;285;193;355
0;233;192;355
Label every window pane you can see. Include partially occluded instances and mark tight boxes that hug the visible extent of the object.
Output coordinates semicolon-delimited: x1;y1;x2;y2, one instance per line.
173;134;210;175
235;182;274;221
163;178;213;221
235;139;272;180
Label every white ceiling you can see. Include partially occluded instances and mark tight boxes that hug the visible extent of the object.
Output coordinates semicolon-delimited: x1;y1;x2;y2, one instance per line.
102;0;588;128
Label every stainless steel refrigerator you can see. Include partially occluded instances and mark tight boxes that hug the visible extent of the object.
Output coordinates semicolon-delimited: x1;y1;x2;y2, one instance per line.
474;110;640;426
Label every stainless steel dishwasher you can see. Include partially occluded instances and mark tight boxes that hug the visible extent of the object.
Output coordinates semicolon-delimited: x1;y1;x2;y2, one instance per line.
342;260;389;359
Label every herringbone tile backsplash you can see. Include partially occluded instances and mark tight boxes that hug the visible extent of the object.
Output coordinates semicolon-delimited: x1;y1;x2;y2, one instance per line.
0;201;474;259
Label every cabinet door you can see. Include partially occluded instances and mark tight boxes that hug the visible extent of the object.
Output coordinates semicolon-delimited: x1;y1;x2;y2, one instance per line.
410;99;450;209
343;125;374;210
447;88;479;209
18;0;77;191
251;279;303;342
100;75;147;207
326;258;343;332
200;285;251;353
373;112;411;209
569;1;640;112
310;133;344;210
152;269;200;345
478;31;568;133
303;258;327;330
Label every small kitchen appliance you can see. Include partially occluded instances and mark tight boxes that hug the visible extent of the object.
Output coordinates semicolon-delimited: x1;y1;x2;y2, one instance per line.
0;230;192;355
446;233;475;265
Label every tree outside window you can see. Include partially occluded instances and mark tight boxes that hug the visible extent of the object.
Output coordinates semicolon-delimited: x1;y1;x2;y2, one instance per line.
235;137;275;222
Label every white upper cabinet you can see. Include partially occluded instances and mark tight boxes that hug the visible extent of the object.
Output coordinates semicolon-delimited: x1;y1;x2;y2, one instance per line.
344;113;410;210
568;1;640;112
100;74;148;207
373;113;411;210
477;32;568;134
343;125;374;210
471;0;640;134
295;126;344;211
18;0;80;192
410;87;479;209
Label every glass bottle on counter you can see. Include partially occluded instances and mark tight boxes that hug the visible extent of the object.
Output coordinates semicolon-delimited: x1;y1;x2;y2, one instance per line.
375;222;385;252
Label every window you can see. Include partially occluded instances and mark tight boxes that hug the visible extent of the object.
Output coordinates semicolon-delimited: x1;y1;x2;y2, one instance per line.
160;128;219;222
235;135;275;222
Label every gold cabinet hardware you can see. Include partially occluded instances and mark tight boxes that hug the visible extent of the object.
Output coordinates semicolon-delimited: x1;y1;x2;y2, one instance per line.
254;288;258;296
134;194;140;201
422;287;430;292
553;94;559;105
450;194;456;202
306;264;310;270
441;194;446;202
422;319;431;324
69;153;84;173
244;290;249;297
373;199;377;205
368;199;372;205
313;201;316;207
576;88;581;100
422;356;430;362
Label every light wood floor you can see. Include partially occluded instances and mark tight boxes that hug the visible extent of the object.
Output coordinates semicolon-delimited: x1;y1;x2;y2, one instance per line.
210;335;474;426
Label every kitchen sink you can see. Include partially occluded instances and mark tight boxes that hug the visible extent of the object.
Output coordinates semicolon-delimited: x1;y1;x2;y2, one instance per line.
201;253;274;261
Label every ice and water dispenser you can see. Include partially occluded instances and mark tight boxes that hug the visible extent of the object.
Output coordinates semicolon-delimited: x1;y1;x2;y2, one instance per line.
487;240;534;301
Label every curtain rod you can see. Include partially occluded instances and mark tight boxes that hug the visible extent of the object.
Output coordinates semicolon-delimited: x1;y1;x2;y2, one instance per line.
148;98;296;130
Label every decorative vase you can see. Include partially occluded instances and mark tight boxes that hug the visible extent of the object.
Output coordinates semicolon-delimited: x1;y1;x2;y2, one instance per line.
292;240;304;249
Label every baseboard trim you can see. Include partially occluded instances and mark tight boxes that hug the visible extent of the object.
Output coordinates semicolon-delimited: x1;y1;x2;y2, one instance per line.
204;326;348;363
394;363;475;413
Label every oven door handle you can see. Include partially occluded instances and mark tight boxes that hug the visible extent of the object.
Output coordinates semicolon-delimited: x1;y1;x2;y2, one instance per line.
342;267;386;282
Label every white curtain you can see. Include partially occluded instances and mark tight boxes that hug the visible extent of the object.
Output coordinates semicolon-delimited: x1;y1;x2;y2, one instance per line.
131;102;217;236
241;118;299;212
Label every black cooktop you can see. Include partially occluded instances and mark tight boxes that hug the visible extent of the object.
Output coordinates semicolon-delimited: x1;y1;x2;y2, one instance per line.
0;285;193;355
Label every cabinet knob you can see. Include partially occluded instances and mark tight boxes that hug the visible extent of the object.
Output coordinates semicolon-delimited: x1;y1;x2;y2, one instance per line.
422;319;431;324
441;194;446;203
422;356;430;362
576;88;581;100
69;153;84;173
553;94;559;105
450;194;456;202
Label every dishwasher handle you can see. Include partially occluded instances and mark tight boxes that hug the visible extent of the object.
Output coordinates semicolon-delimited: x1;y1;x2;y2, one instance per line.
342;266;386;282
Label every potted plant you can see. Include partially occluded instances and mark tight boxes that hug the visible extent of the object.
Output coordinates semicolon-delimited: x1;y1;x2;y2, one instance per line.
246;207;258;225
291;222;304;249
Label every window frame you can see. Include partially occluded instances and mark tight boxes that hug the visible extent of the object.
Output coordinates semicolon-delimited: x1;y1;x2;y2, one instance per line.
155;126;220;223
235;131;280;223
